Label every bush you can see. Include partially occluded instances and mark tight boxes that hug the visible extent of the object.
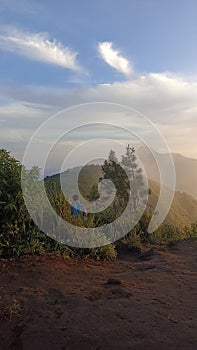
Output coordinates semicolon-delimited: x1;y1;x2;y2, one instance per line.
0;150;117;260
148;224;183;245
91;244;117;260
1;149;196;260
184;222;197;240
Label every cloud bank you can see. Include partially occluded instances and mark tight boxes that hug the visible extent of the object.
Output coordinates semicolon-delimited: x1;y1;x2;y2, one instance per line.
98;42;133;77
1;72;197;161
0;27;81;71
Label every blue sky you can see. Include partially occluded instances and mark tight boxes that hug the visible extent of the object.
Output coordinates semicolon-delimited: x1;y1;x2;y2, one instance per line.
1;0;197;171
1;0;197;86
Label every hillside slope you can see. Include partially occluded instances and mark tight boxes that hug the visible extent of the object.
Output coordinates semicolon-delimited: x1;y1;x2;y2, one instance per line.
45;164;102;199
148;180;197;228
137;148;197;199
45;165;197;228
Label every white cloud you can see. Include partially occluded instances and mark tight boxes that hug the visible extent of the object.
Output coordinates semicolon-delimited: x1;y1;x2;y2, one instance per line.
98;42;133;77
0;27;82;71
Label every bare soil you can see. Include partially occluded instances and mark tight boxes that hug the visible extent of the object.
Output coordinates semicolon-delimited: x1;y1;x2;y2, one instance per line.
0;240;197;350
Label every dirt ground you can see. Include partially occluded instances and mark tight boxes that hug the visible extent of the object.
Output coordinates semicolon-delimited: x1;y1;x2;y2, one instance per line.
0;240;197;350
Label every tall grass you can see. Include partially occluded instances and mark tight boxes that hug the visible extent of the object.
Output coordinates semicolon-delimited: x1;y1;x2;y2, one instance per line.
0;149;197;260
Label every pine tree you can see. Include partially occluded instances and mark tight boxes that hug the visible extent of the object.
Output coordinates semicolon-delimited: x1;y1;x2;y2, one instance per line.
108;150;118;164
121;144;146;210
101;149;130;203
101;145;147;211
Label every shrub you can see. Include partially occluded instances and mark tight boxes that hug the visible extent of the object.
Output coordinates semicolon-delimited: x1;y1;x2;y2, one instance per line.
0;150;117;260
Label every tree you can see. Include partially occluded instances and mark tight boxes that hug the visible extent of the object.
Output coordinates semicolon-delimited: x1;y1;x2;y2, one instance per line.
121;144;147;210
0;149;24;232
108;150;118;164
101;149;130;203
99;145;151;244
101;145;147;210
0;149;43;256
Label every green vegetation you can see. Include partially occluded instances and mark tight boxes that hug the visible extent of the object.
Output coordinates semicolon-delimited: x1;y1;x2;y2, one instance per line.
0;148;197;260
0;149;116;259
0;299;22;321
46;159;197;230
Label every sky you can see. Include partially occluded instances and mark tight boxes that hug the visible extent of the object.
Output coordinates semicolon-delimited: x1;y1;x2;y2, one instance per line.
1;0;197;173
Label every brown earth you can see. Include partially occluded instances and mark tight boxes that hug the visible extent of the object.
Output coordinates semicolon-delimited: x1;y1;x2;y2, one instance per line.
0;240;197;350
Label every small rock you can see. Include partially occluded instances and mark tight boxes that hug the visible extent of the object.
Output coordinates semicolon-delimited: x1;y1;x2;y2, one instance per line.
106;278;122;285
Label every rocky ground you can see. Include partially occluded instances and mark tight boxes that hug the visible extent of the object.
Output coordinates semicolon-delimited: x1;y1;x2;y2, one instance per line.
0;240;197;349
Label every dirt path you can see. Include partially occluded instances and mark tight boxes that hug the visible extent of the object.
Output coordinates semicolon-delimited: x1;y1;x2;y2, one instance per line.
0;240;197;349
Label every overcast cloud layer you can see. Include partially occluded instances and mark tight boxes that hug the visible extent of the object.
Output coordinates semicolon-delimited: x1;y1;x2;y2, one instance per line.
1;72;197;166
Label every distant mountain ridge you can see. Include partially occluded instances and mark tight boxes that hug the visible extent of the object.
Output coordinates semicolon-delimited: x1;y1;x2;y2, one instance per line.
137;148;197;200
148;179;197;228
